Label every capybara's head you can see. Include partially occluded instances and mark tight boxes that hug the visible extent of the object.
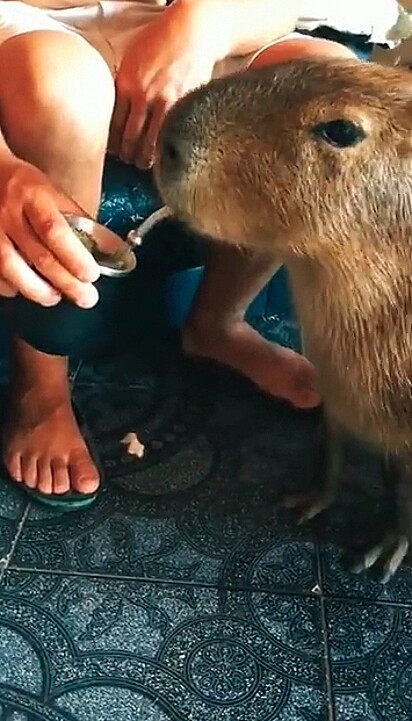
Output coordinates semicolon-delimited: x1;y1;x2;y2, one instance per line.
155;61;412;259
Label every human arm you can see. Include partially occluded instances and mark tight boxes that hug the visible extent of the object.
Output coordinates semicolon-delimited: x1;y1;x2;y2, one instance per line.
178;0;300;55
110;0;300;168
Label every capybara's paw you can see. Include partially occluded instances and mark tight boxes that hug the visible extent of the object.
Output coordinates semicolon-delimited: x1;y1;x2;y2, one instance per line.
349;531;409;584
280;488;334;525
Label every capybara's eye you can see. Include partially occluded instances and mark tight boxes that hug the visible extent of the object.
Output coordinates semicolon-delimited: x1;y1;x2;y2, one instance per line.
312;119;366;148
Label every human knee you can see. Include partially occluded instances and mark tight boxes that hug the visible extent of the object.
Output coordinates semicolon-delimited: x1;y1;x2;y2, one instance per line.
0;31;115;156
251;36;357;69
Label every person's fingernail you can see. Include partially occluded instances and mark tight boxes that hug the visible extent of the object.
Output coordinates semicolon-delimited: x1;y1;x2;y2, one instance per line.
37;290;62;308
86;264;101;284
120;151;132;164
136;158;151;171
77;286;99;309
43;292;62;307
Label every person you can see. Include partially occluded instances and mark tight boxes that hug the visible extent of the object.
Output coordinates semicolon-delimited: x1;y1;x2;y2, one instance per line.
0;0;400;505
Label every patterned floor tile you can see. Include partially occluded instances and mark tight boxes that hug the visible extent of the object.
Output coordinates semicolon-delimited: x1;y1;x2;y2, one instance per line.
326;599;412;721
8;355;322;593
0;571;327;721
10;442;319;591
74;347;412;598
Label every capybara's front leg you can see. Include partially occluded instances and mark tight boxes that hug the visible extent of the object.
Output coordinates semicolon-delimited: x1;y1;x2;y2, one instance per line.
281;412;342;524
350;452;411;583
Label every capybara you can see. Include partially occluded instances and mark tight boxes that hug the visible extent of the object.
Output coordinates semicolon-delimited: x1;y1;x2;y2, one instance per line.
155;60;412;582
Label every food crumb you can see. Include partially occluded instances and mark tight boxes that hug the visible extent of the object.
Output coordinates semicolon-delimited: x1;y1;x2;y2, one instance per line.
121;432;145;458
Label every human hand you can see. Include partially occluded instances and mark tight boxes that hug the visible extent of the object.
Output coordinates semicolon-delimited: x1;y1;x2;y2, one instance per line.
110;0;228;168
0;157;100;308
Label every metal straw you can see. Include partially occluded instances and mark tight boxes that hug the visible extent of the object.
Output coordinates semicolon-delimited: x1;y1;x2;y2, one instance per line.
126;206;173;247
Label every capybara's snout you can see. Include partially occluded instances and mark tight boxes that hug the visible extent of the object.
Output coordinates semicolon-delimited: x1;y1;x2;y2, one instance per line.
155;59;412;255
155;84;224;236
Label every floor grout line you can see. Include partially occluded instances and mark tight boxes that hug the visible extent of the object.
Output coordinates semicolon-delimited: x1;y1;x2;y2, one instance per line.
4;563;412;608
314;541;336;721
320;593;412;609
3;510;412;607
69;360;83;386
4;565;321;595
319;594;336;721
314;539;336;721
0;504;31;583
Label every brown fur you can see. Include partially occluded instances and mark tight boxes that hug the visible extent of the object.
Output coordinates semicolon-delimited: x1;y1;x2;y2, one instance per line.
155;60;412;456
154;60;412;578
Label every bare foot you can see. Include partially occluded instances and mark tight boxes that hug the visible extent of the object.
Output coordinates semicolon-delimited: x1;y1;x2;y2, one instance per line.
182;320;320;409
2;339;99;496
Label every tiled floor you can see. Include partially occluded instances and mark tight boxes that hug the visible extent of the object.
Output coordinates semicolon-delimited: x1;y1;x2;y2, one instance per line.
0;327;411;721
